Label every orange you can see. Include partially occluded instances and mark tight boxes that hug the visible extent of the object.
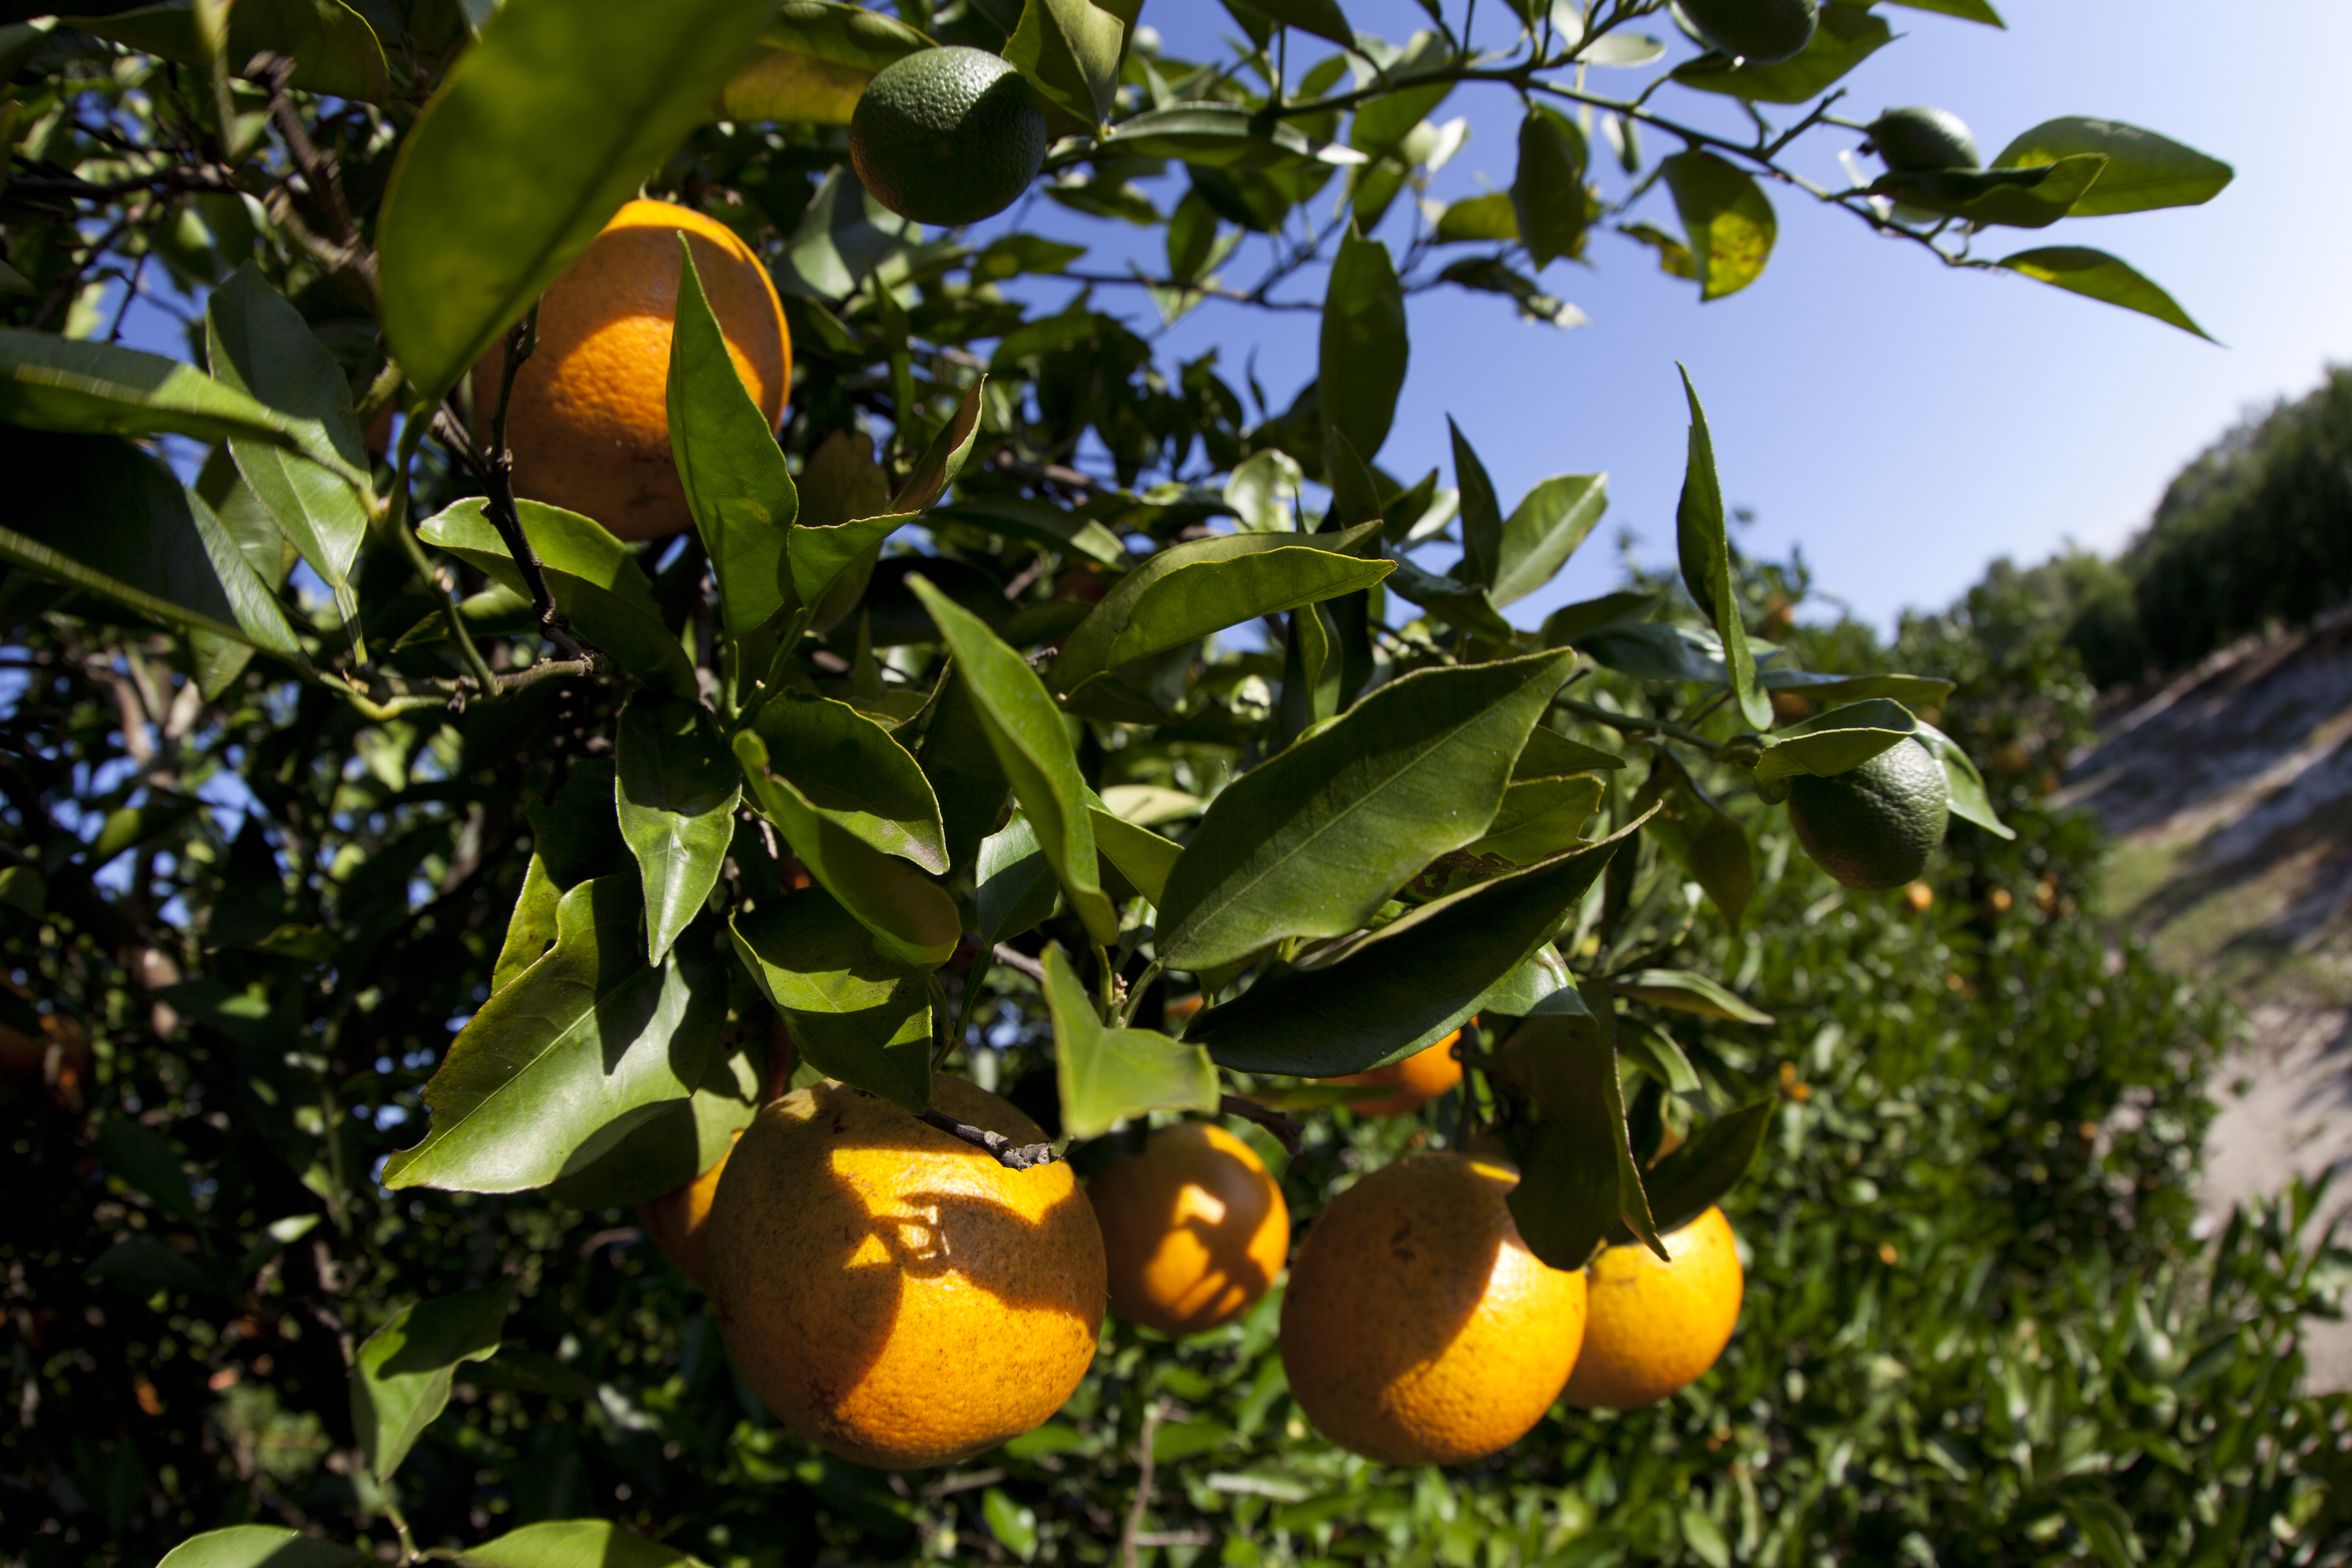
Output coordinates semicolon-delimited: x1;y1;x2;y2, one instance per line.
1330;1028;1463;1116
1279;1153;1586;1465
704;1076;1106;1470
474;198;792;542
1562;1206;1743;1411
636;1127;741;1290
1088;1122;1289;1337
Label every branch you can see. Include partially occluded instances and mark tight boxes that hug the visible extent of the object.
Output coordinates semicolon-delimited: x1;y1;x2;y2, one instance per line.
1121;1398;1169;1568
1219;1094;1302;1156
990;944;1049;985
918;1109;1060;1170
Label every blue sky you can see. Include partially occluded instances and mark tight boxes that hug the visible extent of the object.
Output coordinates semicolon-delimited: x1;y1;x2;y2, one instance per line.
1071;0;2352;630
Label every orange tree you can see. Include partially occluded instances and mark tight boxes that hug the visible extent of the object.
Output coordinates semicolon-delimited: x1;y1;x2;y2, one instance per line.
4;0;2338;1564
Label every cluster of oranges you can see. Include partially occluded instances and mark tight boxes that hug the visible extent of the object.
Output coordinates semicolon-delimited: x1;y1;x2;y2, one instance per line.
641;1031;1744;1473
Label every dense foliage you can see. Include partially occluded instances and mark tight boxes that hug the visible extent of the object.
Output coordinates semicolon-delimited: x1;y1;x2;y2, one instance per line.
0;0;2317;1565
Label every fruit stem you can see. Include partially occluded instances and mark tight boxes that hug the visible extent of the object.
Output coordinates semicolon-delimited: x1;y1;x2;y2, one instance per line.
918;1108;1059;1170
1218;1094;1302;1157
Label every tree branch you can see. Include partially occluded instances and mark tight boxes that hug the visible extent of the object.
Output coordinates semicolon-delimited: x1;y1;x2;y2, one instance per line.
1219;1094;1303;1156
918;1109;1060;1170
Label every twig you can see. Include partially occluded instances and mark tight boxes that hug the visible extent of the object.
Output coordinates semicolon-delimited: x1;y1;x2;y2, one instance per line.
472;307;585;662
1219;1094;1302;1156
1121;1398;1169;1568
991;944;1049;985
918;1108;1060;1170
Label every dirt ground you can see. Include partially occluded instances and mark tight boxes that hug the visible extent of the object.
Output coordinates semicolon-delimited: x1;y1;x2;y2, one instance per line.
2056;607;2352;1392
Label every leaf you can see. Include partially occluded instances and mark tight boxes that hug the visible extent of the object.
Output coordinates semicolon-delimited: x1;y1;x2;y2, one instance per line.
1475;944;1589;1019
157;1527;366;1568
458;1520;710;1568
2057;1495;2141;1568
94;1117;199;1224
1759;669;1955;708
381;877;724;1192
1662;152;1775;301
1157;650;1575;971
1005;0;1127;128
668;238;796;643
918;663;1015;876
1994;117;2231;216
746;692;947;872
545;1027;761;1208
1511;106;1591;269
1916;721;2018;840
1881;0;2001;22
1467;775;1605;866
1496;990;1661;1267
1515;726;1625;777
933;498;1128;569
350;1280;514;1480
1086;797;1182;906
1640;755;1754;931
1491;474;1607;607
733;731;963;967
910;575;1118;946
1639;1098;1773;1236
1432;257;1589;330
1448;416;1505;589
1617;1024;1701;1094
1102;103;1365;171
1574;620;1727;683
730;889;933;1111
2000;247;2214;340
1872;155;2109;230
977;814;1061;950
87;1236;233;1300
1541;590;1657;649
204;264;371;585
419;499;699;697
374;0;780;398
0;430;307;671
1189;814;1646;1075
1752;698;1917;787
1671;4;1892;104
1043;945;1218;1139
1384;555;1523;645
787;512;911;618
1434;190;1519;243
1230;0;1353;47
1578;31;1667;65
65;0;389;101
0;329;350;477
1092;548;1389;681
773;165;917;302
1673;366;1771;729
1318;231;1407;466
720;1;932;126
888;376;988;513
615;695;740;965
1610;968;1774;1025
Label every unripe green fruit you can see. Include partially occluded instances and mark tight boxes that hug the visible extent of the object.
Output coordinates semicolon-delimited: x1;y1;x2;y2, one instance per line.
1787;738;1951;892
1678;0;1820;66
1868;107;1981;173
849;46;1049;227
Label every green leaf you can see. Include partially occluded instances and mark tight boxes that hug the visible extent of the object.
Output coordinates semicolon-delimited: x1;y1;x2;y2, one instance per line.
1872;155;2109;230
1086;796;1182;906
1752;698;1916;787
1492;474;1606;607
458;1520;711;1567
1317;231;1407;466
1916;721;2017;840
1673;366;1771;729
616;695;740;965
2057;1495;2140;1568
1475;944;1589;1019
1662;152;1775;301
787;512;912;619
374;0;779;398
1102;103;1365;171
1466;775;1605;866
1434;190;1519;244
1495;992;1661;1266
668;238;796;643
1640;755;1753;931
1540;590;1656;650
720;1;932;126
1189;814;1646;1075
0;430;307;672
1759;669;1955;708
204;264;371;585
1082;548;1389;698
381;877;724;1192
918;663;1015;877
1511;106;1591;269
157;1528;365;1568
0;329;351;479
1880;0;2002;23
1432;257;1589;329
545;1027;761;1209
1006;0;1127;128
1515;726;1625;777
1671;4;1892;103
932;498;1129;569
1381;555;1520;646
1994;117;2229;216
1638;1098;1773;1236
66;0;389;101
1230;0;1354;47
888;376;989;513
94;1117;199;1224
730;889;934;1111
774;165;917;302
351;1280;515;1480
978;813;1061;950
910;574;1118;946
1574;620;1728;683
1618;1023;1701;1094
747;692;946;871
419;499;699;698
1157;650;1575;971
1449;417;1505;589
88;1236;233;1300
2000;247;2214;340
1610;968;1774;1025
1043;945;1218;1139
733;731;964;967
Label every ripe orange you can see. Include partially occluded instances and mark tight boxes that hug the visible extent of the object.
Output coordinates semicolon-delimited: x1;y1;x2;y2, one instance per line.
1561;1206;1743;1411
1280;1153;1586;1465
636;1127;741;1290
475;198;792;542
1088;1122;1289;1337
1330;1028;1463;1116
704;1076;1105;1470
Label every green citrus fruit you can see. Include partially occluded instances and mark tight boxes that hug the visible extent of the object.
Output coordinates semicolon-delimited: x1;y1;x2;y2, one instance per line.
849;47;1049;227
1787;738;1951;891
1678;0;1820;66
1868;107;1981;172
